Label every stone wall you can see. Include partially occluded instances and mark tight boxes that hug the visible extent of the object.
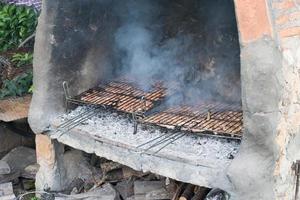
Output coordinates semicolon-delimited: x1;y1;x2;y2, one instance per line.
275;36;300;199
228;0;300;199
273;0;300;197
28;0;116;133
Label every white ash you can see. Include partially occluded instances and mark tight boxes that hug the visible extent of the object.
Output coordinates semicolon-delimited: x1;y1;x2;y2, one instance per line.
57;106;240;162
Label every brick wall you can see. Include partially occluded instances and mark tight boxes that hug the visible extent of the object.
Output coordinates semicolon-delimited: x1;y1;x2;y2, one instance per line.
272;0;300;39
234;0;273;43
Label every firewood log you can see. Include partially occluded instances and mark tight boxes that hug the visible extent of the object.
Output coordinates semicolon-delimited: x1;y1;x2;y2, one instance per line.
179;184;195;200
191;187;210;200
172;183;187;200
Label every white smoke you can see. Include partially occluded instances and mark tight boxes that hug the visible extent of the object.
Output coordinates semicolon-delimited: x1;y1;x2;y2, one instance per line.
112;0;241;105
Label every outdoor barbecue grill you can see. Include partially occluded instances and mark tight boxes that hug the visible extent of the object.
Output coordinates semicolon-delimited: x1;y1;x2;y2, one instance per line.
63;78;243;138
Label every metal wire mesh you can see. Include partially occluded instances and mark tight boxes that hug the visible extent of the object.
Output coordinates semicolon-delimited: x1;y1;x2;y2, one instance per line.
68;79;243;137
143;102;242;137
74;81;166;113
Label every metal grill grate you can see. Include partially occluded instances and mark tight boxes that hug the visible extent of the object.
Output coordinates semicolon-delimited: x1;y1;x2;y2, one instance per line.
73;81;166;113
142;102;243;137
66;79;243;138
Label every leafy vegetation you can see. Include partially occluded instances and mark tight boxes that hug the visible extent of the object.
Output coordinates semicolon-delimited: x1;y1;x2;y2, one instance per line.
12;52;33;67
30;197;41;200
0;3;38;98
0;71;33;99
0;4;37;51
28;84;34;93
0;3;37;98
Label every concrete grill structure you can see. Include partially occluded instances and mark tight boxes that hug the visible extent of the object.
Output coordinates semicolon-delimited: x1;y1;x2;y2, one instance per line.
29;0;300;199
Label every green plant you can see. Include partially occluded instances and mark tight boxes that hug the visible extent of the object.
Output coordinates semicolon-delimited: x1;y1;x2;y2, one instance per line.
12;52;33;67
28;84;34;93
0;71;33;99
0;4;37;51
30;197;40;200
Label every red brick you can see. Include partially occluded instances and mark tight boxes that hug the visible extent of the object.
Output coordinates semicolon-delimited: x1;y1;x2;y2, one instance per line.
276;14;289;25
273;0;295;10
36;134;56;167
235;0;273;43
280;26;300;38
276;11;300;25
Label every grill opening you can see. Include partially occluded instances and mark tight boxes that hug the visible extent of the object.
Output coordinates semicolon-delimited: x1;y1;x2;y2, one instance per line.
62;0;242;139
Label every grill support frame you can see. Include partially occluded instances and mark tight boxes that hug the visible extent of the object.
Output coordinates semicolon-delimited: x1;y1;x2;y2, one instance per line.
61;80;243;139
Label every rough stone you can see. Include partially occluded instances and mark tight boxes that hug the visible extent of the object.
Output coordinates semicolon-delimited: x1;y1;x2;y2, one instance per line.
21;163;40;179
134;180;165;195
273;35;300;199
62;150;96;188
145;188;171;200
0;146;36;183
125;195;144;200
132;180;168;200
35;134;66;192
47;106;239;192
55;184;120;200
0;182;15;200
49;128;235;193
100;161;123;174
28;0;114;134
0;160;10;175
103;166;146;182
225;37;284;200
0;123;34;159
122;167;147;179
115;180;134;199
104;168;124;182
67;178;84;194
22;179;36;191
36;139;102;193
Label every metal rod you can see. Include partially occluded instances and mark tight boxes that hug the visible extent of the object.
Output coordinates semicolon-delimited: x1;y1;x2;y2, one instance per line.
63;81;71;99
153;133;187;154
142;132;183;152
56;114;97;138
132;112;138;135
56;109;100;138
67;99;91;105
296;175;299;200
57;107;96;129
59;110;99;131
63;81;71;111
142;132;180;150
136;132;170;148
133;122;138;135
